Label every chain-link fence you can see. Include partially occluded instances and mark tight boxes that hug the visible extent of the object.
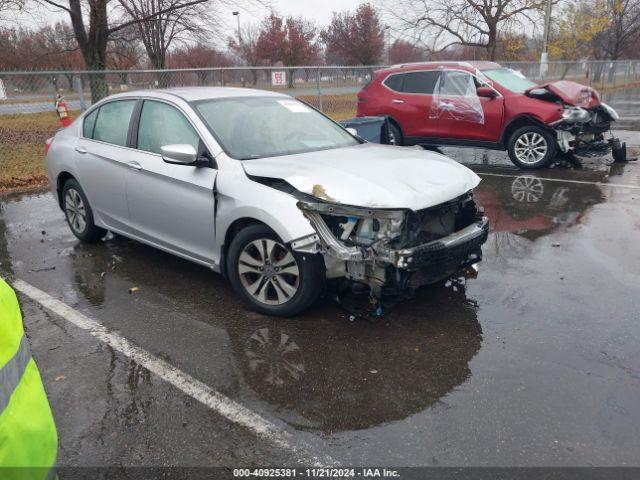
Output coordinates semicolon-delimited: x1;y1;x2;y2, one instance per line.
2;61;640;191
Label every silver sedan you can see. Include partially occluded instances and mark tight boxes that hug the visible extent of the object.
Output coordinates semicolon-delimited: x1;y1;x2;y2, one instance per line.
45;87;488;316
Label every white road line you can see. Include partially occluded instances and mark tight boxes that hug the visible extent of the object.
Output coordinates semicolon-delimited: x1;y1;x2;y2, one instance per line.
477;172;640;189
12;278;333;467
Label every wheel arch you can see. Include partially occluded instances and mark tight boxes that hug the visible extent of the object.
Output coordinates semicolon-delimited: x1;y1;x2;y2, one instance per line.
56;171;76;208
501;115;555;145
219;217;275;279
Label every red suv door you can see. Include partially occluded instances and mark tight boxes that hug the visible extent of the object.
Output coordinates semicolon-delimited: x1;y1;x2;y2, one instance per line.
430;70;504;142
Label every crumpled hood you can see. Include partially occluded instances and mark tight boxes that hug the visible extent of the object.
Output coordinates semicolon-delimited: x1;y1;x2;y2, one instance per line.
528;80;601;108
242;143;481;210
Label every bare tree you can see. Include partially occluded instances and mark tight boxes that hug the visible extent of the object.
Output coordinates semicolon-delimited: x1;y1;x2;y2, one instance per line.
384;0;545;60
0;0;23;13
117;0;218;87
228;24;261;85
597;0;640;59
35;0;210;101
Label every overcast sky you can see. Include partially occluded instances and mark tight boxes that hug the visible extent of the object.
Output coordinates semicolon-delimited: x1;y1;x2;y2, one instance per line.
6;0;373;39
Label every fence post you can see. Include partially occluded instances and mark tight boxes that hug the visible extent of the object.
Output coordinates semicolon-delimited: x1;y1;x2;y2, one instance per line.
316;67;323;112
75;76;86;110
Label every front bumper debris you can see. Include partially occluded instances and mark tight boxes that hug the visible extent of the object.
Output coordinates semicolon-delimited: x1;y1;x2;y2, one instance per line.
553;104;630;162
295;196;489;301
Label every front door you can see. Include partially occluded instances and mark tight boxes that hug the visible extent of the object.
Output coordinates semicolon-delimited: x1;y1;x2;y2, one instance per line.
430;70;504;142
125;99;217;264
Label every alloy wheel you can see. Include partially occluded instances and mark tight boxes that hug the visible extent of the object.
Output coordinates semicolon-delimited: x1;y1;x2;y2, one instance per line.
238;239;300;306
64;188;87;233
514;132;548;165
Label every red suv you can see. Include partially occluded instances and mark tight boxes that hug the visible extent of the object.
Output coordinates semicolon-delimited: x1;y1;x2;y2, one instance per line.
357;61;624;168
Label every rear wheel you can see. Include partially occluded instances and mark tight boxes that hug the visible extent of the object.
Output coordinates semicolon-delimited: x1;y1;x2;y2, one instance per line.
227;225;325;316
387;121;403;146
62;179;107;242
507;125;556;169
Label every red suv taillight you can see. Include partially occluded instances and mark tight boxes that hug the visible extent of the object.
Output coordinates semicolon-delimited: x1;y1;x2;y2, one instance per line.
45;137;54;156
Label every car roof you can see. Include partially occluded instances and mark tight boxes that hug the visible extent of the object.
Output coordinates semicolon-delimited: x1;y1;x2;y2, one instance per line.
104;86;290;103
378;61;502;76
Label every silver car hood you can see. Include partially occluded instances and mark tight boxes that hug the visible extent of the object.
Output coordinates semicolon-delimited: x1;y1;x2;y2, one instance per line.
242;143;481;210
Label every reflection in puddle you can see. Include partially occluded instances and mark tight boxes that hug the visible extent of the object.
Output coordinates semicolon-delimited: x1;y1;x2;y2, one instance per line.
475;171;606;241
246;328;305;386
230;285;483;434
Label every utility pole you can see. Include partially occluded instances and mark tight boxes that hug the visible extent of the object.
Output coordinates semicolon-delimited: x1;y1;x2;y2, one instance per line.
540;0;553;80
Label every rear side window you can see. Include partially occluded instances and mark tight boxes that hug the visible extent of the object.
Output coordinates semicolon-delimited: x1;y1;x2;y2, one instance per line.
401;71;441;94
383;73;404;92
83;109;98;138
136;100;200;155
92;100;136;147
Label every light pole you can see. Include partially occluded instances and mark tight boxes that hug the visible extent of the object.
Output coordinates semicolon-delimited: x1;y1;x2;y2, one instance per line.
539;0;553;80
232;10;244;86
232;11;241;42
384;25;391;65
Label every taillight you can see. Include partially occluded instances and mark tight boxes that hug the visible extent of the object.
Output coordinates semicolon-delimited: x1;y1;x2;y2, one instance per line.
45;137;54;156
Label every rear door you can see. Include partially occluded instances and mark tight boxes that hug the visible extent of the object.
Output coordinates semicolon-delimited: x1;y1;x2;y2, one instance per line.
74;99;137;232
125;99;217;264
390;70;442;140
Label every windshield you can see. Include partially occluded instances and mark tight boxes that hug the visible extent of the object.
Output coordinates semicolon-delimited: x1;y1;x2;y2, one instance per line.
193;96;359;160
482;68;538;93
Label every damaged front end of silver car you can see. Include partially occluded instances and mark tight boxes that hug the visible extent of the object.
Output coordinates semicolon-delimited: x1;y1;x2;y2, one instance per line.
293;192;489;316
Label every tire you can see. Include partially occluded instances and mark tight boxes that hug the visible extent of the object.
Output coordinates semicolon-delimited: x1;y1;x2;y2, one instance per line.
62;178;107;242
387;121;403;146
227;224;325;316
507;125;556;169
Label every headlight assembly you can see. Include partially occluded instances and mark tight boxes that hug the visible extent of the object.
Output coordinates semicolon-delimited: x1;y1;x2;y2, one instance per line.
561;106;591;123
601;102;620;121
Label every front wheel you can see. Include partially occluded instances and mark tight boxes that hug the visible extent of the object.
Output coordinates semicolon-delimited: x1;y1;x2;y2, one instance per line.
227;225;325;316
507;125;556;169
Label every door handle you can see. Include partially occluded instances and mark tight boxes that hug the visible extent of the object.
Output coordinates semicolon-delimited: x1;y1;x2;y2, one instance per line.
75;146;87;154
392;99;405;104
127;161;142;171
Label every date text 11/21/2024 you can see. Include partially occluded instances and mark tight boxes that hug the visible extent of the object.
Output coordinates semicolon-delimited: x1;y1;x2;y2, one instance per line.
233;468;400;478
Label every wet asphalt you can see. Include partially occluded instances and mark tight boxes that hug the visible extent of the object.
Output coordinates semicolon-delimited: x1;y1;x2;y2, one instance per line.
1;133;640;468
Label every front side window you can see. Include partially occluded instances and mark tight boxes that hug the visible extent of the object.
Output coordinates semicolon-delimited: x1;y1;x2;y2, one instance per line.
437;71;476;96
194;97;359;160
92;100;136;147
137;100;200;155
401;71;441;94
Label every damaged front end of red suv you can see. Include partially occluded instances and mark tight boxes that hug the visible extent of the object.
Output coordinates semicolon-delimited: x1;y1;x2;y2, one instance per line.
527;80;627;162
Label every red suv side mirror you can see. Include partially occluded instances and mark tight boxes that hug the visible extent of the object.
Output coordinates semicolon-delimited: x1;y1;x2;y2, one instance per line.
476;86;497;99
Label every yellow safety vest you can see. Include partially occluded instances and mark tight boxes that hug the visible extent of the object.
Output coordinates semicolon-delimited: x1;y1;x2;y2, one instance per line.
0;277;57;480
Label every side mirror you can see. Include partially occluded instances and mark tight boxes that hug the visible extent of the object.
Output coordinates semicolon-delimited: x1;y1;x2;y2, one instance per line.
161;144;198;165
346;127;358;136
476;86;497;99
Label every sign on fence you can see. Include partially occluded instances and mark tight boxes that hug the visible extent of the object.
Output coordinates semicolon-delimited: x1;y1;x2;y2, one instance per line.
0;79;6;100
271;71;287;87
